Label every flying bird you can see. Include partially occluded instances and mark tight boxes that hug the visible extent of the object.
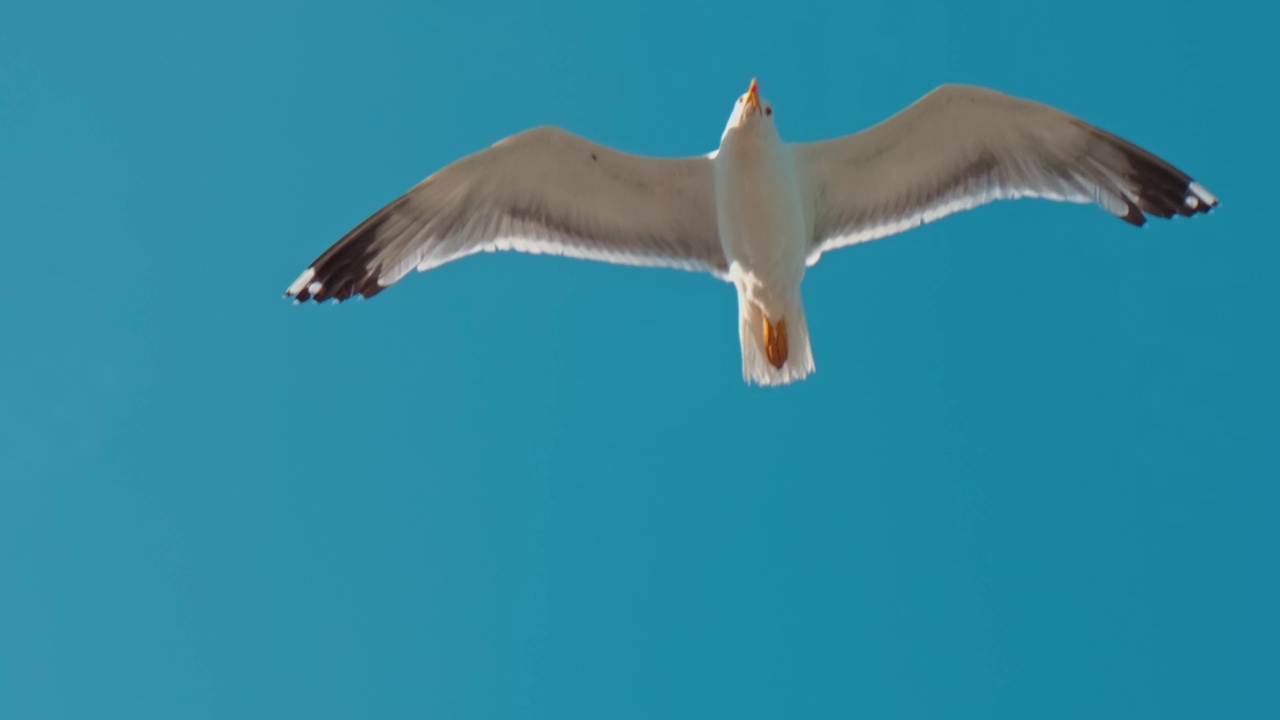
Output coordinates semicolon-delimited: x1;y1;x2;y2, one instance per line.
285;80;1217;386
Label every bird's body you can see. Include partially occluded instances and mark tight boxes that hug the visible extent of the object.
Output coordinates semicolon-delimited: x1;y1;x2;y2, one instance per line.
714;90;815;383
286;80;1218;386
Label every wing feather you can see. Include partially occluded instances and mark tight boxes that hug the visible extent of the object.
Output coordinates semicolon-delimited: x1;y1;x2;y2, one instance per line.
796;85;1217;265
287;127;724;302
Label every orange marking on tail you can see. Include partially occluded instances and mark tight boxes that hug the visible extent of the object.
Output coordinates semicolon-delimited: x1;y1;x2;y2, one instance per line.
763;316;788;369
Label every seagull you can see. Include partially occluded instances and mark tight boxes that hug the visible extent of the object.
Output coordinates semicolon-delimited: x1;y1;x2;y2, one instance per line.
286;79;1217;386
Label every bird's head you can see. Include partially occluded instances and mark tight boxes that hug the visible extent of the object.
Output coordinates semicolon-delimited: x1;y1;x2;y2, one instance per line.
722;78;775;139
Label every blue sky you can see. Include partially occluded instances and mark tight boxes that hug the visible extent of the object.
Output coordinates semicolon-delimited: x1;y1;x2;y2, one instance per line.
2;0;1276;717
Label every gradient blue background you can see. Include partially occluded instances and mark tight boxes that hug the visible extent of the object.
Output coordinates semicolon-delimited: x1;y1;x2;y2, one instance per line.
3;1;1275;717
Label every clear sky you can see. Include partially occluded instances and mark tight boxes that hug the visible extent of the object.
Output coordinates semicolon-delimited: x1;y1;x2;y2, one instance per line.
2;0;1276;717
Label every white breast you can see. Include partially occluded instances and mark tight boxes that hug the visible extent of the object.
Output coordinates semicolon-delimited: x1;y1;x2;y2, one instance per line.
712;128;810;313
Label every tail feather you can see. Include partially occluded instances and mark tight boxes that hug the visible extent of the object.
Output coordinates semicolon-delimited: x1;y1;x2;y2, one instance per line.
737;292;815;387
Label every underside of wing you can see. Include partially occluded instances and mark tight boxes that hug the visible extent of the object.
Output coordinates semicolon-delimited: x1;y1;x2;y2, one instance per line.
796;85;1218;265
287;127;725;302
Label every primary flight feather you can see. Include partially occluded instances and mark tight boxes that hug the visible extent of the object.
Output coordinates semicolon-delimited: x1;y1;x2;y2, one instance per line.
286;81;1218;386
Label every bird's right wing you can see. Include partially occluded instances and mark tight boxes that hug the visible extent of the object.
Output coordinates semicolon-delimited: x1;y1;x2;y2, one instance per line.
795;85;1217;265
287;126;725;302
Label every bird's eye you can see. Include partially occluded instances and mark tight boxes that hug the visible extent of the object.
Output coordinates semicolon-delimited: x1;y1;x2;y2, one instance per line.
765;106;772;116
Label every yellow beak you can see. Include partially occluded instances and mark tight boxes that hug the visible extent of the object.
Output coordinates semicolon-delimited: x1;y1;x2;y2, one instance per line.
745;78;760;111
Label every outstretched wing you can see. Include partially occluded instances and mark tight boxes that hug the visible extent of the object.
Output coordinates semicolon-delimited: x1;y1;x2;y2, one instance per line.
287;126;725;302
796;84;1217;265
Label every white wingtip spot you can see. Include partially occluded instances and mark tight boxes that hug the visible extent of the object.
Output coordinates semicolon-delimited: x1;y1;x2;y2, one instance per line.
1189;181;1218;207
307;281;322;294
286;267;316;296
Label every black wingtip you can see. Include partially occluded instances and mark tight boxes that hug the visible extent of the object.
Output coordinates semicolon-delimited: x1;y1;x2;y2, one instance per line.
284;271;388;304
1120;203;1148;227
285;196;414;304
1100;129;1218;227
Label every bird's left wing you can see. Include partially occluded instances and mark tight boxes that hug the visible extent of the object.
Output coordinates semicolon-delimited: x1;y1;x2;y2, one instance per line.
287;126;725;302
795;84;1217;266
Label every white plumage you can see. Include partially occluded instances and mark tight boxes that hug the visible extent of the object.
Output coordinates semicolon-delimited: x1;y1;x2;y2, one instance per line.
286;80;1217;386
